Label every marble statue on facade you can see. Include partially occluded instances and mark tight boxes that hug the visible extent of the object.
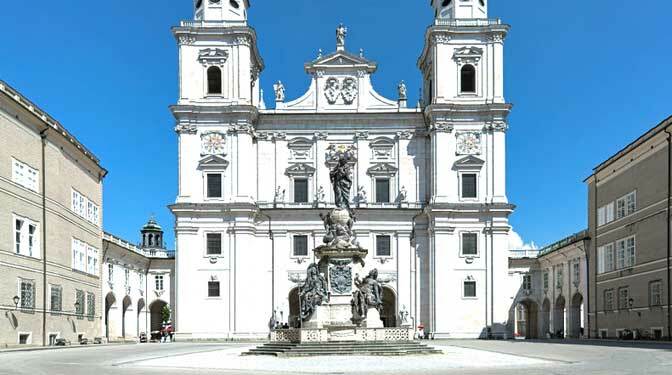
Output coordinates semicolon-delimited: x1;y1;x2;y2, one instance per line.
336;24;348;49
398;80;407;100
357;185;368;204
274;186;285;203
299;263;328;321
273;81;285;102
315;185;326;203
399;186;408;203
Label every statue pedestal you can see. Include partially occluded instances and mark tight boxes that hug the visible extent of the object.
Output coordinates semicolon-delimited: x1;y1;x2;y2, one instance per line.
304;305;330;329
363;308;384;329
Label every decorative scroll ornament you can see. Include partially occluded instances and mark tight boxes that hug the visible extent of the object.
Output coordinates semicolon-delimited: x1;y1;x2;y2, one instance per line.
198;48;229;67
341;78;358;104
323;77;359;105
456;132;482;155
201;132;226;155
324;78;340;104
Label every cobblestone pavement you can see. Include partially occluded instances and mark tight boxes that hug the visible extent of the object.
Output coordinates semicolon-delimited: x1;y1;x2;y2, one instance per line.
1;340;671;375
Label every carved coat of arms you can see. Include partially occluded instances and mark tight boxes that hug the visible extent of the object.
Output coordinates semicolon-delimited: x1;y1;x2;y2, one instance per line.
324;78;340;104
329;260;352;294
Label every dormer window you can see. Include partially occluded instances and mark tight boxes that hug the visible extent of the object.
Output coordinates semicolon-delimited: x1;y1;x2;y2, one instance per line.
460;65;476;93
207;66;222;95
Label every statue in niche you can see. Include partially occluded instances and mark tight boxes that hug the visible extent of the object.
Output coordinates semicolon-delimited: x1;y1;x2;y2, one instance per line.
352;269;384;323
398;80;407;100
315;185;326;203
336;23;348;48
357;185;368;203
273;81;285;102
399;186;408;202
399;305;410;325
299;263;328;321
330;154;353;210
274;186;285;203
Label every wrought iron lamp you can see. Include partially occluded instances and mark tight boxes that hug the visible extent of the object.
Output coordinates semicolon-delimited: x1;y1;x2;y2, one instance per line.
12;296;20;309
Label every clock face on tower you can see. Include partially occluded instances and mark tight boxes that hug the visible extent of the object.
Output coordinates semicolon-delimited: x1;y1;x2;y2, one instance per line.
201;132;226;156
456;133;482;155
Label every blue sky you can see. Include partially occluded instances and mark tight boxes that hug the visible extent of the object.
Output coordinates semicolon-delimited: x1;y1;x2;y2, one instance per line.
1;1;671;249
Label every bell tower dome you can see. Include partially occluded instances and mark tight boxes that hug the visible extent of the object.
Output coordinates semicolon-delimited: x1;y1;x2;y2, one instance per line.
432;0;488;19
194;0;249;24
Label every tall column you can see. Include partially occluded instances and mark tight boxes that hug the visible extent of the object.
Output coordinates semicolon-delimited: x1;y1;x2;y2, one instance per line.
429;124;456;203
492;125;507;203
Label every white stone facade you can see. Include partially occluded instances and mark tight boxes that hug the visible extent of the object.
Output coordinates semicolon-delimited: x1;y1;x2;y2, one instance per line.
171;0;514;340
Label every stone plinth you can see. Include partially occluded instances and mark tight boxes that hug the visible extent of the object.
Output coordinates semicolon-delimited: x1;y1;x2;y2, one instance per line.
270;327;415;343
362;308;384;328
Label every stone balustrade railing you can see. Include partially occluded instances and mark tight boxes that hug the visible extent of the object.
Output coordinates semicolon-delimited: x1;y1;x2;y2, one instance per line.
434;18;502;27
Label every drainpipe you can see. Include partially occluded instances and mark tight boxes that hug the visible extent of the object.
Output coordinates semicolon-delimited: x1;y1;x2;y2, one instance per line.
666;130;672;341
593;177;599;338
40;129;48;347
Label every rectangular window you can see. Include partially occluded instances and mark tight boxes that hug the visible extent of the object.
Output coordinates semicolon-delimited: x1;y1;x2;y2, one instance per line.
87;246;99;275
108;264;114;282
461;173;478;199
626;192;636;216
293;235;309;257
650;281;662;307
15;219;23;254
124;269;130;288
376;235;392;257
616;240;625;269
463;280;477;298
50;285;62;312
206;173;222;198
14;217;39;259
12;158;39;192
522;274;532;291
71;190;79;212
206;233;222;255
461;233;478;256
618;287;630;310
375;178;390;203
75;290;85;316
155;275;164;291
72;239;94;274
556;268;564;288
293;179;309;203
86;292;95;317
139;273;144;288
597;206;606;226
208;281;220;297
87;201;94;222
606;203;615;224
616;197;626;219
543;272;549;290
20;279;35;309
604;289;614;311
573;261;580;284
597;246;605;274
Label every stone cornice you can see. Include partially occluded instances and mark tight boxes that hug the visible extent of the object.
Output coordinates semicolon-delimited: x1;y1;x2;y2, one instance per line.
417;21;510;70
424;103;512;129
171;24;264;72
171;104;259;127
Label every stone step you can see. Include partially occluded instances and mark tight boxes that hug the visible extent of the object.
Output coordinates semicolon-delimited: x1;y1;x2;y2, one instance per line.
243;341;443;357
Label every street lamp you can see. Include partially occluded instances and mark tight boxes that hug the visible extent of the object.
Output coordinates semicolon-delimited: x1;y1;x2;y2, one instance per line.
12;296;20;309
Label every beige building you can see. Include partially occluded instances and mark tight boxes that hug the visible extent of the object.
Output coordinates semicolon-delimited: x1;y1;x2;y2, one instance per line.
102;219;175;342
508;230;589;339
587;115;672;340
0;80;107;347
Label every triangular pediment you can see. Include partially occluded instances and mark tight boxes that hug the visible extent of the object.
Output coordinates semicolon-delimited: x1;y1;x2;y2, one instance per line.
198;155;229;170
285;163;316;176
305;50;377;74
454;155;485;169
367;163;399;176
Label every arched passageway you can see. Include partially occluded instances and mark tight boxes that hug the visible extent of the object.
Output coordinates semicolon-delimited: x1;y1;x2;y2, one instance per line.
381;287;397;328
149;300;168;334
515;300;540;339
554;295;566;338
569;293;584;338
541;298;551;337
288;288;300;328
122;296;132;338
137;298;146;337
105;292;116;339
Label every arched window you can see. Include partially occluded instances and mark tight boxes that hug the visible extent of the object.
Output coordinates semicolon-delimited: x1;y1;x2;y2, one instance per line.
460;64;476;93
207;66;222;95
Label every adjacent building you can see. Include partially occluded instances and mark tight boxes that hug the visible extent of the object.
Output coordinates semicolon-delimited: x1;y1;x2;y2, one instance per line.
586;115;672;340
0;80;107;346
171;0;514;340
508;231;589;339
102;219;175;342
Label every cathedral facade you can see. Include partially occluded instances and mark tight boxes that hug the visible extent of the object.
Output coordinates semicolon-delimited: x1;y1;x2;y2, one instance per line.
171;0;514;339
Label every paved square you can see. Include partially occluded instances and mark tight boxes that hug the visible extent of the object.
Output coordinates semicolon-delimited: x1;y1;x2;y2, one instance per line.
1;341;671;375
